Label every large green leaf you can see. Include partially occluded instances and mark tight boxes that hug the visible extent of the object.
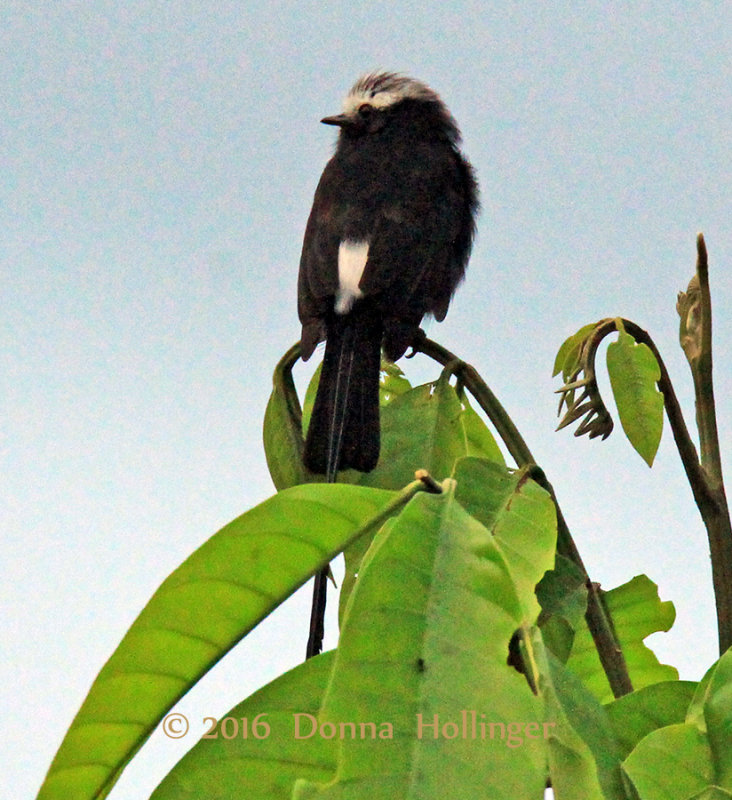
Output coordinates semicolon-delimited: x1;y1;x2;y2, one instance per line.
566;575;677;704
155;460;556;799
606;681;698;759
622;723;713;800
37;483;397;800
150;651;338;799
340;456;545;631
606;329;664;467
537;638;626;800
293;478;555;799
336;383;507;617
359;371;505;490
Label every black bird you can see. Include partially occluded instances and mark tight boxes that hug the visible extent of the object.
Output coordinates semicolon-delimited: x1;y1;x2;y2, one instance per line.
298;72;478;476
298;72;478;480
298;74;479;658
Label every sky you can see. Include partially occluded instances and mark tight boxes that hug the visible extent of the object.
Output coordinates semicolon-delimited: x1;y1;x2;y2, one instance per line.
3;2;731;797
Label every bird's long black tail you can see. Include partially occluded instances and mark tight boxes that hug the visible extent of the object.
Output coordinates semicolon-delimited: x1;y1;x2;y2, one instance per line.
304;306;382;658
304;307;382;475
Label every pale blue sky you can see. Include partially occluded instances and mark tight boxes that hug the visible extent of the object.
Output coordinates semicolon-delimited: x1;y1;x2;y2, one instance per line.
3;2;731;797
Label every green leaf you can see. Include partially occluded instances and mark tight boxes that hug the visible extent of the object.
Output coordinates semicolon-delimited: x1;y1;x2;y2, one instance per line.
339;454;544;630
459;392;506;465
703;647;732;790
622;723;713;800
566;575;677;704
536;555;588;662
606;681;698;759
37;483;397;800
328;377;508;623
537;638;626;800
294;480;555;799
150;651;338;799
358;371;504;490
263;347;309;490
453;458;557;621
686;660;718;732
606;330;664;466
553;323;598;379
301;361;322;439
379;361;412;403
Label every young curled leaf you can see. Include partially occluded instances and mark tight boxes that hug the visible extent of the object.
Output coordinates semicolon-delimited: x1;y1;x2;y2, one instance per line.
554;320;614;441
553;322;599;381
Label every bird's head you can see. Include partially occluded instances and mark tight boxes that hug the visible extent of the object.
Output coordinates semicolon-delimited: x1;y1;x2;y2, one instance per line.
321;72;460;143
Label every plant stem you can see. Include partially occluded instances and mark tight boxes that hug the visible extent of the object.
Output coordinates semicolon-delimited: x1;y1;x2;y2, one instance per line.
413;334;634;697
677;235;732;653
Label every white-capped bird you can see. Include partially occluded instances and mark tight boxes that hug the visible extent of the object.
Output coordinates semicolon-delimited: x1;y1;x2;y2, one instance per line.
298;72;479;475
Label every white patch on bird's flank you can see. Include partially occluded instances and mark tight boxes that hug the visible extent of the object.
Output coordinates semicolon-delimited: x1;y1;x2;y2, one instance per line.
335;240;368;314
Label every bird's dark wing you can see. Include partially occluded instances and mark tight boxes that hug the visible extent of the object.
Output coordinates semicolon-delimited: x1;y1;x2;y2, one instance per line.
362;147;474;295
362;221;453;359
358;160;471;358
432;150;479;321
297;165;342;359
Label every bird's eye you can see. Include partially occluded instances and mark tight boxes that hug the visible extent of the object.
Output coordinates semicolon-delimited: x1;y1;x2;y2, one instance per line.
358;103;374;117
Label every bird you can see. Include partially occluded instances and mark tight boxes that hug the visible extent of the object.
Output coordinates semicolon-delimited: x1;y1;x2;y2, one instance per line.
298;71;479;475
298;73;479;659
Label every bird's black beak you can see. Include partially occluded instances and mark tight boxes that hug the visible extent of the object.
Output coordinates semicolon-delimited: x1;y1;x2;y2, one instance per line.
321;113;351;127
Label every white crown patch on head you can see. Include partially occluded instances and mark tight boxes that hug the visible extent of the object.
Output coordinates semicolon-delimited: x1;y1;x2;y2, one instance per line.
341;72;440;116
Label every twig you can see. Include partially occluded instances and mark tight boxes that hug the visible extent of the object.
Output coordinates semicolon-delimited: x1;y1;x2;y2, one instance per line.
415;469;444;494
